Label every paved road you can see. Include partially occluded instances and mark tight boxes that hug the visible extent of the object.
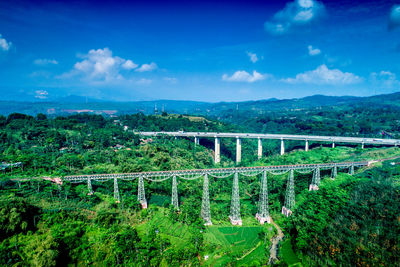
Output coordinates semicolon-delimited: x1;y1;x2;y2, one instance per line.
136;131;400;146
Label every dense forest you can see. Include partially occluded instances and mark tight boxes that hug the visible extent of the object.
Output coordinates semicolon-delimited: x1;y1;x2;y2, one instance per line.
286;160;400;266
210;103;400;138
1;112;399;266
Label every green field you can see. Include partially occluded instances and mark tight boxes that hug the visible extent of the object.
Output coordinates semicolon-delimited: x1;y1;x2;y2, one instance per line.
203;226;269;266
280;238;302;266
136;210;193;248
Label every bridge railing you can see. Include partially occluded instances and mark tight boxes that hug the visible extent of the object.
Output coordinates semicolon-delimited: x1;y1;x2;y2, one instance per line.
62;161;369;182
135;131;400;164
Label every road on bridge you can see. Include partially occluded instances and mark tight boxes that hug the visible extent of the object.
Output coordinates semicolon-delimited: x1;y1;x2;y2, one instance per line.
136;131;400;146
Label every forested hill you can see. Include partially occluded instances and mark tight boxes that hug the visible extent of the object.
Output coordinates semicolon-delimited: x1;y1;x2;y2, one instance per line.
0;113;242;177
1;92;400;116
1;112;399;266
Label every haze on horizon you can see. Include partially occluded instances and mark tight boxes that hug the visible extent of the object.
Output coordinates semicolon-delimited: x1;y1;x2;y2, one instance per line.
0;0;399;102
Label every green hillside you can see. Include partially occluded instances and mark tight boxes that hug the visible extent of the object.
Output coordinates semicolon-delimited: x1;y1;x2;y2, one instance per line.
0;112;399;266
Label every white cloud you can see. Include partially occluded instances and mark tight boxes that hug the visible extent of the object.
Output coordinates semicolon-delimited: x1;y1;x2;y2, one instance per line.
370;71;400;88
222;70;268;83
247;52;258;63
307;45;321;56
0;34;12;51
34;58;58;65
389;5;400;30
61;48;142;83
135;62;157;72
122;59;138;70
264;0;325;34
283;64;363;85
35;90;48;99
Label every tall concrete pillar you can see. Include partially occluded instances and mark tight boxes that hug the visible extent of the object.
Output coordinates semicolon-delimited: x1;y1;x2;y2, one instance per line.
280;139;285;155
305;140;309;152
332;142;335;148
236;137;241;164
214;137;220;164
361;142;364;149
257;138;262;159
194;136;199;145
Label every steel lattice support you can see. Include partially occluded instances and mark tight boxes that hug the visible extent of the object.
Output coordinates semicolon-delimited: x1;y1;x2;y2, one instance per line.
256;170;270;224
349;164;354;175
309;166;320;191
171;175;179;210
138;176;147;209
229;172;242;225
63;161;369;183
282;169;295;217
87;177;93;195
113;177;120;203
201;174;212;225
331;164;338;179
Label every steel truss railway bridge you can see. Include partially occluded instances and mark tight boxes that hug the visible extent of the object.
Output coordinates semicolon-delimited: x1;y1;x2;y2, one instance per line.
63;160;372;226
136;131;400;164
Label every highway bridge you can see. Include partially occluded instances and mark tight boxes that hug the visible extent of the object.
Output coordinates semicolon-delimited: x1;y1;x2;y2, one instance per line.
136;131;400;163
61;160;371;226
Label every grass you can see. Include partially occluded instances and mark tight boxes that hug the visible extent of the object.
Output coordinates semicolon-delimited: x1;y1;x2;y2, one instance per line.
280;238;302;266
236;242;265;265
135;211;271;266
136;209;192;248
203;226;267;266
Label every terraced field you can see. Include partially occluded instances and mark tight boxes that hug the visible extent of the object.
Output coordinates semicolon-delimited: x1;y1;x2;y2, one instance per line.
136;210;192;249
204;226;268;266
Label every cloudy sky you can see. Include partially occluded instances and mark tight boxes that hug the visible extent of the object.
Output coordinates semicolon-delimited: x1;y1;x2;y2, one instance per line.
0;0;399;102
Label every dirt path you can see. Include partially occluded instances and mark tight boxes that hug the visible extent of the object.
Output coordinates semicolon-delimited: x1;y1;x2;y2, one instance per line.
268;218;284;265
236;242;261;261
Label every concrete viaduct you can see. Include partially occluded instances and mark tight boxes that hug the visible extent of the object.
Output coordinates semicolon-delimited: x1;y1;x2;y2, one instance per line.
136;131;400;164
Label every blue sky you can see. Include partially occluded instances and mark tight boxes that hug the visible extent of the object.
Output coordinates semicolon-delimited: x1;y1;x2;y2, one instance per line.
0;0;399;102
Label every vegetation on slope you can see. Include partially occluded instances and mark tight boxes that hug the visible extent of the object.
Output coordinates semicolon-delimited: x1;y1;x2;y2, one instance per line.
284;159;400;266
1;112;400;266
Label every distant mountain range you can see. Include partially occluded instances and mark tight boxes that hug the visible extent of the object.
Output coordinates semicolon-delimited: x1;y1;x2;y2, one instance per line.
0;92;399;116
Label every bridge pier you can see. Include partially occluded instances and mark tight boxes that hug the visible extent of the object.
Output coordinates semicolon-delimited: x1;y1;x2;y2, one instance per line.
194;136;199;145
332;142;335;148
172;175;179;210
236;137;241;164
349;164;354;175
280;139;285;155
214;137;220;164
361;142;364;149
87;177;93;195
138;176;147;209
282;170;295;217
309;167;320;191
113;177;120;203
229;172;242;225
201;174;212;225
305;140;309;152
256;170;270;224
258;138;262;159
331;165;337;179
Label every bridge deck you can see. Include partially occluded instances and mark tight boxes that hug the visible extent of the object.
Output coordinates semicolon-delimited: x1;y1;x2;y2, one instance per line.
63;160;369;182
136;131;400;145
